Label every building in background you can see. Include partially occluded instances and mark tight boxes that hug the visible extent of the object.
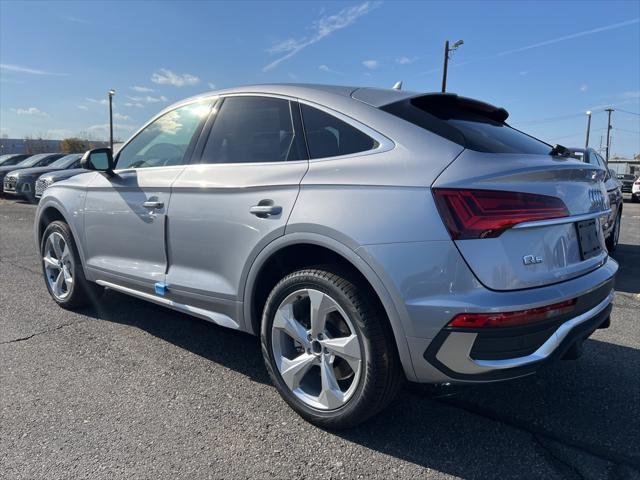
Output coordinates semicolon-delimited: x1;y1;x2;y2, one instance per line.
0;138;109;155
608;156;640;176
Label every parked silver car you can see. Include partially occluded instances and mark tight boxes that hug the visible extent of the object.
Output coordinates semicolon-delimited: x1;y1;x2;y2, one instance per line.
35;84;617;428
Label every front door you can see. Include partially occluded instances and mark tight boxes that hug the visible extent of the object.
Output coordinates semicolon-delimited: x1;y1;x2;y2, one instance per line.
83;100;212;290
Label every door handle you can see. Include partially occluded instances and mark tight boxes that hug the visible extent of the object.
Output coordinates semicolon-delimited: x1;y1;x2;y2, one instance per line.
143;200;164;209
249;204;282;218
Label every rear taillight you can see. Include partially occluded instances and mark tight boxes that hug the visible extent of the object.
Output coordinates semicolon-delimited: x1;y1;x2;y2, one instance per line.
634;181;640;186
432;188;569;240
448;299;577;328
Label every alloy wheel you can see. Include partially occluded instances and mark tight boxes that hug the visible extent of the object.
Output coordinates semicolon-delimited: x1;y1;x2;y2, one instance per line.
43;231;74;301
271;288;362;410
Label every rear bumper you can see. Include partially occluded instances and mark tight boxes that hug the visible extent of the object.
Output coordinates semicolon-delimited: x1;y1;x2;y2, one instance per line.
423;288;613;381
357;240;618;383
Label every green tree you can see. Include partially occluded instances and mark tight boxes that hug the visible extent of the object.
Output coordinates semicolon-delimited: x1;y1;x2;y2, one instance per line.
59;137;89;153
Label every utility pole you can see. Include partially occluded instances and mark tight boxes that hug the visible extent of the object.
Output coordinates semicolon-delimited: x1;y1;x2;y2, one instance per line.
585;111;592;149
605;108;614;162
441;41;449;93
108;89;116;151
441;39;464;93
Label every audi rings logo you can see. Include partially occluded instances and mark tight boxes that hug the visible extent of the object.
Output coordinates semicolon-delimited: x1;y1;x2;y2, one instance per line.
589;187;607;211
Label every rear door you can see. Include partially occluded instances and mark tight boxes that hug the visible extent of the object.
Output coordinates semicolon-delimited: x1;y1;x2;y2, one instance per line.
164;95;308;321
83;100;212;291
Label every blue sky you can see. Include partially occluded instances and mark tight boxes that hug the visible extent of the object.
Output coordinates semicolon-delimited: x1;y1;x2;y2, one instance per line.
1;0;639;156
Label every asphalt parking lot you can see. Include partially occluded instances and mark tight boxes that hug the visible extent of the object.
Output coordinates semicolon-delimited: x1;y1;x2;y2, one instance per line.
1;197;638;480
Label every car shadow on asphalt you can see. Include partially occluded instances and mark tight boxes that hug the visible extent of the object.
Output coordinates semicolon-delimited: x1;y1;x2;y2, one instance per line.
611;243;640;294
84;290;640;477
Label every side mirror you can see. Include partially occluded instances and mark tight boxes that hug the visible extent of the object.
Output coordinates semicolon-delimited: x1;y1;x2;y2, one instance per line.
81;148;114;174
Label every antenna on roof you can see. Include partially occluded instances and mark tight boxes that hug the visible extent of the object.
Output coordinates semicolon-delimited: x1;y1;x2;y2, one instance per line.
392;81;403;90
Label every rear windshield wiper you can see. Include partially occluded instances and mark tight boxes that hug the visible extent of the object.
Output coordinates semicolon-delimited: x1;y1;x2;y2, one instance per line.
549;144;571;157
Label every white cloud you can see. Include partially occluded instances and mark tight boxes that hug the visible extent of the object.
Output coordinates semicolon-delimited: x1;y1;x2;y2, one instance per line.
0;63;66;76
519;70;529;76
114;113;132;121
580;84;588;92
362;59;379;70
396;56;417;65
263;1;379;72
498;18;639;57
127;95;167;103
318;64;343;75
12;107;47;116
87;123;136;133
151;68;200;87
208;82;216;89
62;15;89;24
621;90;640;99
46;128;73;138
131;85;154;92
124;102;145;108
77;105;89;110
86;97;108;105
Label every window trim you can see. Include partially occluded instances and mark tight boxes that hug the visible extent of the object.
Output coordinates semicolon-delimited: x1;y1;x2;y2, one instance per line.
113;97;216;172
297;99;394;162
192;94;310;166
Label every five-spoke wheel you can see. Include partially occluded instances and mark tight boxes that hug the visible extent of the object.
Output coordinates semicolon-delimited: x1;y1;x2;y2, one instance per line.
262;268;402;428
43;231;74;301
271;288;362;410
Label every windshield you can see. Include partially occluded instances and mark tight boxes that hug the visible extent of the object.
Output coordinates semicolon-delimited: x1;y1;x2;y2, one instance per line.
16;154;50;167
49;154;81;169
0;155;24;166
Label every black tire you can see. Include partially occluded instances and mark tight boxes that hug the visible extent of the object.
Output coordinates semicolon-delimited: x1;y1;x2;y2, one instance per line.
261;267;403;429
605;210;621;252
40;220;103;309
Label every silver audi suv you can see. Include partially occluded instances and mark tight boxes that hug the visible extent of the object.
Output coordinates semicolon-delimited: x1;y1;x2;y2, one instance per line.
35;84;617;428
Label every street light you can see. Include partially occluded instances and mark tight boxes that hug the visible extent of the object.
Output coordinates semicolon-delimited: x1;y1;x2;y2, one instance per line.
585;110;592;149
442;39;464;93
108;89;116;151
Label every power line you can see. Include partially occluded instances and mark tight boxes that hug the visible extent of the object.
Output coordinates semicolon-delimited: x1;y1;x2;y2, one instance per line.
515;109;606;126
616;108;640;117
614;127;640;134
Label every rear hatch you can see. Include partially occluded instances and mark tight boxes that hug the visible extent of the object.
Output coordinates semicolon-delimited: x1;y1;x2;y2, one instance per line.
433;150;609;290
381;93;610;291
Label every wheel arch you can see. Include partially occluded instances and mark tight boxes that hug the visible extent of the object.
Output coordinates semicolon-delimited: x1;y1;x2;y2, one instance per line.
242;232;418;381
35;199;88;274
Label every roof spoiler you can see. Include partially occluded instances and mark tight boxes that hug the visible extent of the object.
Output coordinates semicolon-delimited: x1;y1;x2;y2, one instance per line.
409;93;509;122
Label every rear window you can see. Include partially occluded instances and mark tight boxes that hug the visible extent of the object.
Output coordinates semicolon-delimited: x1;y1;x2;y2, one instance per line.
381;96;551;155
301;104;378;159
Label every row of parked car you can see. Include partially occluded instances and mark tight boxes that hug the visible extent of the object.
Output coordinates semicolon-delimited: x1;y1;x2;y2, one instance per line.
0;152;89;203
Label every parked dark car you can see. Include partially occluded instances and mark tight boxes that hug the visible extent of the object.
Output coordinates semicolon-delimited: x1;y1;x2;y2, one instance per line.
569;148;623;251
0;153;31;167
617;173;636;193
0;153;64;194
3;154;81;203
35;166;90;199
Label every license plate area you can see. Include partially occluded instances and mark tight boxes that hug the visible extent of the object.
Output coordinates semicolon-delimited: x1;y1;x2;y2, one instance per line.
576;219;602;260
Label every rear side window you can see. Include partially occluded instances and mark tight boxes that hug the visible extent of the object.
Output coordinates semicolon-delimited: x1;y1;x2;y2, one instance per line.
300;104;378;159
202;96;306;164
381;96;551;155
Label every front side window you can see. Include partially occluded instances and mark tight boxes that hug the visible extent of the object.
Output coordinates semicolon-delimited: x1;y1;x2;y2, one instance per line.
300;104;378;159
201;96;306;164
116;101;211;169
